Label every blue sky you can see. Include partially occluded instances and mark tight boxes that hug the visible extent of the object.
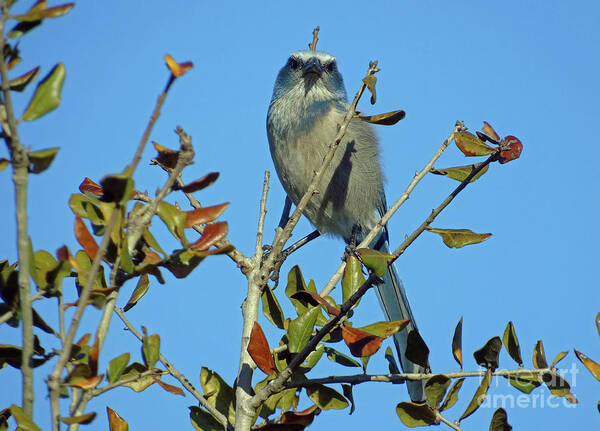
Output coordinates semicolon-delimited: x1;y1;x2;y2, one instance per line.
1;0;599;430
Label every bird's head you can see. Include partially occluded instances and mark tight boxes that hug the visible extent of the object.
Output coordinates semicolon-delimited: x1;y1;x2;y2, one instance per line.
271;50;347;104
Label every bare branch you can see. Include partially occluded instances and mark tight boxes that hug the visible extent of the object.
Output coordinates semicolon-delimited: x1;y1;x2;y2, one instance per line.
255;171;270;257
309;26;320;51
114;308;233;431
320;121;463;296
437;412;463;431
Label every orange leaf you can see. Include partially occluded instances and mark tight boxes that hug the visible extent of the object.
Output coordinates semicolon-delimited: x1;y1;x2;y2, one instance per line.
69;374;103;390
107;407;128;431
355;109;405;125
247;322;276;375
89;337;100;376
290;291;340;316
79;177;103;197
498;136;523;164
179;172;220;193
164;54;193;77
342;326;384;357
153;376;185;396
184;203;229;228
574;350;600;381
190;222;228;251
454;131;496;157
74;215;99;259
76;333;91;346
482;121;500;142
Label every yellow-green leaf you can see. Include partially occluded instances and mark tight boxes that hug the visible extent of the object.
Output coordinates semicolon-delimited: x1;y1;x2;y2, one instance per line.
142;333;160;368
157;201;186;241
107;352;130;383
8;66;39;92
0;158;9;171
287;307;319;353
9;405;41;431
356;248;392;277
502;322;522;366
430;162;489;183
28;147;59;174
533;340;548;369
306;384;348;410
358;320;409;338
551;351;568;368
23;63;65;121
362;74;377;104
261;285;285;329
424;374;451;409
123;274;149;312
189;406;221;431
473;336;502;369
59;412;96;425
396;402;436;427
574;349;600;381
200;367;236;424
459;369;491;422
452;317;463;370
454;131;496;157
427;227;492;248
440;378;465;412
489;408;512;431
342;255;365;304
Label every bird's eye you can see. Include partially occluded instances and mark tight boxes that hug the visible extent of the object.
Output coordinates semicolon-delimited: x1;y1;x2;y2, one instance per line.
288;57;299;70
326;61;336;72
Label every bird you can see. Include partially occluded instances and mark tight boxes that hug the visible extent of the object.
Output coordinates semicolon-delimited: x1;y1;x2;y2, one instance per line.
266;50;426;402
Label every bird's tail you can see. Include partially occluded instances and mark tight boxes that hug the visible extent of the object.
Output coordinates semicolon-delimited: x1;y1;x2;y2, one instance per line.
374;240;426;402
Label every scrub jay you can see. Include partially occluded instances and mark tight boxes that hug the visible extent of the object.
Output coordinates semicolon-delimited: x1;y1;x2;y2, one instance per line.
266;50;425;401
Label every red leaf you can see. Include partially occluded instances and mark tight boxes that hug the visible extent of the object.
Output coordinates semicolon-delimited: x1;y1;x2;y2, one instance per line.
247;322;276;375
69;374;103;390
190;222;228;251
281;405;320;426
179;172;220;193
153;376;185;396
79;177;103;197
76;333;91;346
56;245;71;261
74;215;99;259
342;326;384;357
184;203;229;228
290;291;340;316
498;136;523;164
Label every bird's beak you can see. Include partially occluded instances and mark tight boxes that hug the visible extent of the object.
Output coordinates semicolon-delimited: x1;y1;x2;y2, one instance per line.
302;57;323;77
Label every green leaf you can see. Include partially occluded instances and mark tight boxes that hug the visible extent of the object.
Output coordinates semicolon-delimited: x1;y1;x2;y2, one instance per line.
342;256;365;305
23;63;65;121
306;384;348;410
424;374;451;409
454;131;497;157
157;201;186;241
0;158;9;172
9;405;41;431
163;249;205;279
574;349;600;381
356;248;392;277
452;317;463;370
427;227;492;248
119;362;154;392
385;346;400;374
142;228;167;258
324;346;361;368
395;402;436;427
14;3;74;21
28;147;59;174
504;373;541;394
489;408;512;431
142;333;160;368
59;412;96;425
596;313;600;337
287;307;320;353
261;285;285;329
473;336;502;369
405;329;429;368
355;109;405;125
459;369;491;422
107;352;130;383
440;377;465;412
100;174;133;207
123;274;149;312
189;406;222;431
8;20;42;38
358;320;409;338
301;343;324;371
551;351;568;368
430;162;489;183
200;367;236;424
31;249;57;290
502;322;522;366
69;194;104;225
542;371;576;401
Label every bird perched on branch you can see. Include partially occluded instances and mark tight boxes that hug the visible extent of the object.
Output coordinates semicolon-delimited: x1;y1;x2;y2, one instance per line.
266;50;426;401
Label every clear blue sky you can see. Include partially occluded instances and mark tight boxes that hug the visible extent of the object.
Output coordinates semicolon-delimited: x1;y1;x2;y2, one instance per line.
1;1;599;430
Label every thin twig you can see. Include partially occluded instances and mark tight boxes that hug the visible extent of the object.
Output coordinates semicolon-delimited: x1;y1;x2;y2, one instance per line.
255;171;270;258
391;151;498;260
309;26;320;51
437;412;463;431
114;308;233;431
0;288;46;326
320;121;463;296
0;6;34;415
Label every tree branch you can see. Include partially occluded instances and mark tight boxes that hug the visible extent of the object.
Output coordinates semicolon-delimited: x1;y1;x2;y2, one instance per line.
437;412;463;431
320;121;463;296
0;5;33;416
114;308;233;431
